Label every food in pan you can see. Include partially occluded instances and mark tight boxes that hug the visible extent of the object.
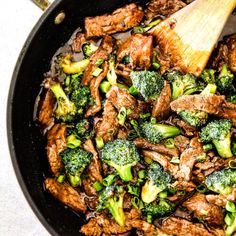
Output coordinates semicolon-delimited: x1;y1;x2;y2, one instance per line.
36;0;236;235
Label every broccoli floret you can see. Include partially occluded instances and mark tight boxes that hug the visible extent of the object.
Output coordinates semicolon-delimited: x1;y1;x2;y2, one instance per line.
200;119;233;158
97;186;126;226
227;95;236;104
205;168;236;195
50;83;76;122
82;42;98;58
141;163;172;203
201;69;216;84
166;71;202;100
101;139;140;182
142;199;175;222
216;64;235;93
131;19;161;34
130;71;164;101
225;212;236;236
107;55;117;85
60;147;92;187
140;122;181;144
178;110;208;127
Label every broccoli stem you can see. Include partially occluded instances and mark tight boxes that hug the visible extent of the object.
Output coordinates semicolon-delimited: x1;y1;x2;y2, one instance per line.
100;81;111;93
213;132;233;158
68;174;81;187
115;165;133;182
201;83;217;95
141;180;161;203
225;213;236;236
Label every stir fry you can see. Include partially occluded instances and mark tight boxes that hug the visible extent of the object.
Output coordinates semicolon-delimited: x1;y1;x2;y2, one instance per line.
36;0;236;235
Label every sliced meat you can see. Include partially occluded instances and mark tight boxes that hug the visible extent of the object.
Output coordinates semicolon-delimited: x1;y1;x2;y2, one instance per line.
82;36;113;86
183;193;224;225
38;89;55;127
106;86;139;118
174;135;190;153
85;62;109;117
167;116;197;133
117;34;153;70
152;81;171;119
117;127;130;139
71;32;86;52
80;217;103;236
216;101;236;125
160;217;214;236
142;150;179;176
145;0;186;20
82;178;97;196
210;34;236;72
85;3;144;38
82;139;102;182
46;124;67;176
177;137;203;181
44;178;87;213
134;137;179;157
95;101;119;142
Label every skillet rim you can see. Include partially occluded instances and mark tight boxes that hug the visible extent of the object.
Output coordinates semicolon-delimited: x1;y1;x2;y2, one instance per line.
7;0;63;235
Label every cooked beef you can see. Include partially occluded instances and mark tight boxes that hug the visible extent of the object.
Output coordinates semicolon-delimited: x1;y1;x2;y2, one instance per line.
38;89;55;127
142;150;179;176
172;180;196;192
44;178;87;213
115;64;132;84
183;193;224;225
85;4;144;38
71;33;86;52
46;124;67;176
95;101;119;142
145;0;186;20
174;135;190;153
82;36;113;86
160;217;214;236
117;34;153;70
206;194;229;207
177;137;203;181
83;178;97;197
106;86;139;119
210;34;236;72
134;137;179;157
80;217;103;236
152;81;171;119
82;139;102;183
117;127;130;139
216;101;236;124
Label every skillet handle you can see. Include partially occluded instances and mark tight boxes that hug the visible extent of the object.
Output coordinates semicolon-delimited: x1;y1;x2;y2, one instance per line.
30;0;51;11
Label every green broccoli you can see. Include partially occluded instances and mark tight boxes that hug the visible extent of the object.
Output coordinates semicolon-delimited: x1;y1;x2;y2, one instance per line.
82;42;98;58
101;139;140;182
50;83;76;122
166;71;202;100
216;64;235;93
140;122;181;144
142;199;175;223
97;186;126;226
141;163;172;203
60;147;92;187
205;168;236;195
130;71;164;101
225;202;236;236
227;95;236;104
200;69;216;84
200;119;233;158
131;19;161;34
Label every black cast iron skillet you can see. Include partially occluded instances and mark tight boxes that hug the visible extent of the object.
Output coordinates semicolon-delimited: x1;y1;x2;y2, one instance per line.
7;0;236;235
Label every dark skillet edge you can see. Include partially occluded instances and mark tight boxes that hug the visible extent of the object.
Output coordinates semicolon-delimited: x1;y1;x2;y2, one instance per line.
6;1;63;235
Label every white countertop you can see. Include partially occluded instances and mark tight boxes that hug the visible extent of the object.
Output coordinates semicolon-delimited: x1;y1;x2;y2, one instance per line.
0;1;50;235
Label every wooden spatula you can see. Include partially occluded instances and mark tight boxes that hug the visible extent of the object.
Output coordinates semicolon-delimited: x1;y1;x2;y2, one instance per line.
149;0;236;76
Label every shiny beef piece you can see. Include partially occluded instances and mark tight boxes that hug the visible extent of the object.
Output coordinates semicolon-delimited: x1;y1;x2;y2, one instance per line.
210;34;236;72
145;0;186;20
174;135;190;153
117;34;153;70
152;81;171;119
95;101;119;143
183;193;224;225
44;178;87;213
85;4;144;38
46;124;67;176
71;32;86;52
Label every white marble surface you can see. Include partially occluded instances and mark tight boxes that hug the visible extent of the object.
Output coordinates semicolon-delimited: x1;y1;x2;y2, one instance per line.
0;1;50;235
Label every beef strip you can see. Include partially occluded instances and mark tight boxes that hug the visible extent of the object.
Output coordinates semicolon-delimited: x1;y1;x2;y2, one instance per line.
177;137;203;181
152;81;171;119
160;217;214;236
117;34;153;70
71;32;86;52
82;178;97;197
82;139;102;183
117;127;130;139
95;101;119;142
85;3;144;38
44;178;87;213
106;86;139;119
209;34;236;72
174;135;190;153
82;36;113;86
134;137;179;157
145;0;186;20
142;150;179;176
38;89;55;127
46;124;67;176
183;193;224;225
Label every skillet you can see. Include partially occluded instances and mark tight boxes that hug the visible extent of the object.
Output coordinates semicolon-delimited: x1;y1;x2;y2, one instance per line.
6;0;236;235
